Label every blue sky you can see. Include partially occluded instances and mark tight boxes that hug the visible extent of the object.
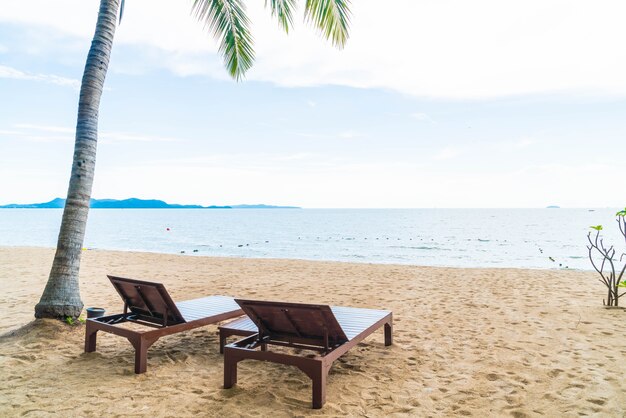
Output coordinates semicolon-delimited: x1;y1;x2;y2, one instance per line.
1;0;625;208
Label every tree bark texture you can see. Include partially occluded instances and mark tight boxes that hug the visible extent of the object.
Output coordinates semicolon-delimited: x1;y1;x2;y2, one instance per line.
35;0;119;319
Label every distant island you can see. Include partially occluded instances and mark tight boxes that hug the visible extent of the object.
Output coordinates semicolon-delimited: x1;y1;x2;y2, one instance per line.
0;198;300;209
546;205;560;209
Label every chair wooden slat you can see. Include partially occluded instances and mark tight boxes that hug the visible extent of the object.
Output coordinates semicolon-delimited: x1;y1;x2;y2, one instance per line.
235;299;349;347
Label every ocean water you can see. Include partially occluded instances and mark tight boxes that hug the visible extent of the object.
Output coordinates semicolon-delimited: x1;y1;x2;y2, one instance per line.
0;208;623;270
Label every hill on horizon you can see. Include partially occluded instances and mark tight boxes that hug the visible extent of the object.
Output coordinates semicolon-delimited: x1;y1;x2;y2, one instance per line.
0;198;300;209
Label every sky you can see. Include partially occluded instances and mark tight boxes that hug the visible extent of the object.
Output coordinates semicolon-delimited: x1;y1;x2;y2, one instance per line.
1;0;625;208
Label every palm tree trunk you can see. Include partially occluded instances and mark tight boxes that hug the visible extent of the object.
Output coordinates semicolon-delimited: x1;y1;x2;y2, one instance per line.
35;0;120;319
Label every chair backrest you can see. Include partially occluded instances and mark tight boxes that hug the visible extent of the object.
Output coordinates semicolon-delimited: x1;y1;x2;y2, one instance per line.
107;275;186;325
235;299;348;348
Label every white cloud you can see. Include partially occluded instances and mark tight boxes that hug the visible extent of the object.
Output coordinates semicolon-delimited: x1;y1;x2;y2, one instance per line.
274;153;318;162
293;130;364;140
0;124;181;144
0;65;79;89
0;124;73;143
1;2;624;209
1;0;625;99
85;156;624;208
1;130;622;207
338;130;363;139
411;112;435;123
514;138;535;149
492;137;538;153
0;129;22;135
14;124;73;133
433;146;462;161
100;132;182;143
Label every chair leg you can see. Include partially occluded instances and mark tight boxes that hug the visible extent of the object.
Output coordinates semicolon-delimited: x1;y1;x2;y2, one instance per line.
84;323;98;353
223;349;238;388
219;331;227;355
310;362;329;409
130;336;157;374
384;322;393;346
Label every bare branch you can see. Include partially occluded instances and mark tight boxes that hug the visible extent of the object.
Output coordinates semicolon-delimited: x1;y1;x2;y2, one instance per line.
587;222;625;306
588;245;604;276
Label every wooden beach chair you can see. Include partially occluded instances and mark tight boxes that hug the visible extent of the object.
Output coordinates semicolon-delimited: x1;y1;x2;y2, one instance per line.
222;299;393;409
84;275;243;374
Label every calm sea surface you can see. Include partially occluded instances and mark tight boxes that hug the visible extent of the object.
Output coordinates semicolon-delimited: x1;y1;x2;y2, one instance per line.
0;208;622;270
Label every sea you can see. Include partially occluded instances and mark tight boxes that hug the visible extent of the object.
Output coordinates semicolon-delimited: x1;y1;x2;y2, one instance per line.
0;208;623;270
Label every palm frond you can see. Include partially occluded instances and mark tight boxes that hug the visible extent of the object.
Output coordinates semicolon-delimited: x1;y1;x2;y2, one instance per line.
192;0;255;80
265;0;297;33
304;0;351;48
119;0;125;23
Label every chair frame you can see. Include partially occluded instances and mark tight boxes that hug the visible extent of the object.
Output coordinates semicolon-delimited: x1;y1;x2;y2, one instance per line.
223;300;392;409
84;275;243;374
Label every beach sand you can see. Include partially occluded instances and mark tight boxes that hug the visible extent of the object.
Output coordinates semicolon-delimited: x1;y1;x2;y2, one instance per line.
0;247;624;417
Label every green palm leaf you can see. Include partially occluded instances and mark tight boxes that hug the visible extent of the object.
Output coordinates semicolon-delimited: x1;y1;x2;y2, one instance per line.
266;0;297;33
304;0;351;48
192;0;255;80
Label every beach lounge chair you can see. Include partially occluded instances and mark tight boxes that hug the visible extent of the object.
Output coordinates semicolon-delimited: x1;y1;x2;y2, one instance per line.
84;275;243;374
222;299;393;408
